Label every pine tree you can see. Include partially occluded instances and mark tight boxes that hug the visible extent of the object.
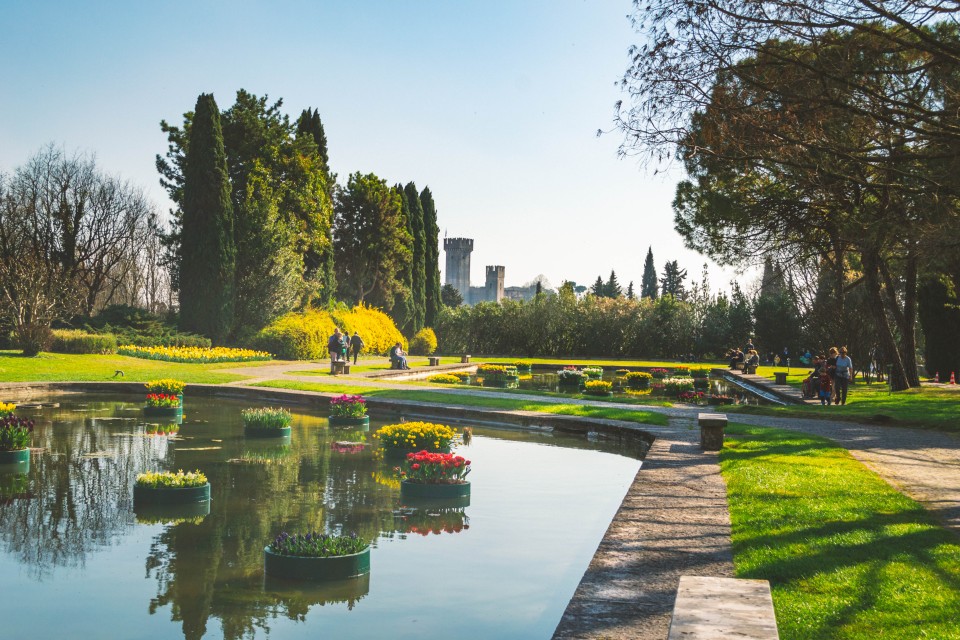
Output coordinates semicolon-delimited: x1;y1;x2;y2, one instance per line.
660;260;688;299
420;187;441;326
179;93;235;343
604;270;622;298
626;281;635;299
404;182;426;334
641;247;658;299
591;276;605;297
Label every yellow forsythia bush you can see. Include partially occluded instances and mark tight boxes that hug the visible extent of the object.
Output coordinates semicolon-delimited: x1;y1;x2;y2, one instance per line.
408;327;438;355
331;304;406;356
255;305;405;360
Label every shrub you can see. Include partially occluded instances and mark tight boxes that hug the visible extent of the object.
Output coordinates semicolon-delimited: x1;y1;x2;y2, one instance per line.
624;371;652;389
50;329;117;354
269;532;367;558
0;415;34;451
428;374;460;384
254;310;335;360
241;407;293;429
373;422;457;452
331;304;406;356
135;470;207;488
584;380;613;395
409;327;438;355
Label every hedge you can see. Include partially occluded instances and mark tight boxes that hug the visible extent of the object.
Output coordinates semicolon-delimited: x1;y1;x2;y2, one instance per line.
50;329;118;355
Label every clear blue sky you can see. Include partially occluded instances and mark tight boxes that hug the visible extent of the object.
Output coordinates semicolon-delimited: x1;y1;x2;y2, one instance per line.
0;0;739;293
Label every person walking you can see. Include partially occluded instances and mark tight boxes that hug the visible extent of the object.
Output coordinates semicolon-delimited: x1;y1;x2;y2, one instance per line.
350;331;365;365
834;346;854;405
826;347;839;404
327;328;344;363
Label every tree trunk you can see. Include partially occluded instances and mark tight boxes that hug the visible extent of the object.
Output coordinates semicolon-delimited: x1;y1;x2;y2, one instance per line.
878;254;920;386
863;250;910;391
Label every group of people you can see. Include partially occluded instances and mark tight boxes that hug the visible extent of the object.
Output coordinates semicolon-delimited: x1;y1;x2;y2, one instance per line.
803;346;854;405
727;346;760;370
327;328;365;365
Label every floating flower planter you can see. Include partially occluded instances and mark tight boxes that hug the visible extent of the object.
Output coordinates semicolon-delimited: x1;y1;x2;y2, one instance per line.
401;479;471;500
242;407;293;438
397;451;472;504
373;422;458;456
143;380;186;416
328;395;369;429
264;532;370;581
0;448;30;464
144;404;183;418
0;412;34;466
584;380;613;397
133;470;210;505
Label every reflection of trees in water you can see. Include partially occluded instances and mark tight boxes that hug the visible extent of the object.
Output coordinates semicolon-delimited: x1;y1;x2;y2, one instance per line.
143;419;400;640
0;402;159;580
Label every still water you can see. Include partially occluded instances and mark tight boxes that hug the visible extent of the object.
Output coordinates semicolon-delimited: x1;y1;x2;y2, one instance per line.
0;395;643;640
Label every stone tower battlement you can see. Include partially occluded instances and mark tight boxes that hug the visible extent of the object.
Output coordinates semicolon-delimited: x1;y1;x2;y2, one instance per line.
444;237;474;297
485;265;505;302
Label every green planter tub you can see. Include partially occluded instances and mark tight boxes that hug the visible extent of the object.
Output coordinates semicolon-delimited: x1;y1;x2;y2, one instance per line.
133;482;211;505
264;546;371;581
144;405;183;418
244;425;293;438
328;415;370;429
401;479;471;500
0;448;30;465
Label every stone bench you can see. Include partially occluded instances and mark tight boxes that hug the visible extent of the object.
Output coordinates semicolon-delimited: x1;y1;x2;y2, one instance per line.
668;576;780;639
428;356;441;366
698;413;727;451
744;364;758;375
330;361;350;375
461;354;471;363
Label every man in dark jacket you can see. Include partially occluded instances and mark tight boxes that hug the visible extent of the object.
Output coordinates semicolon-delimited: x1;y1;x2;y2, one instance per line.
350;332;365;364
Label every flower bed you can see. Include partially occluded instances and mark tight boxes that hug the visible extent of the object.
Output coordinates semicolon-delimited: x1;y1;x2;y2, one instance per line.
134;470;210;504
624;371;652;389
264;532;370;581
242;407;293;437
136;469;208;489
690;368;710;379
662;377;696;395
512;360;532;373
584;380;613;396
677;390;705;404
146;393;181;408
373;422;457;454
398;450;471;484
582;366;603;378
329;395;369;428
0;414;33;464
557;369;586;387
428;373;461;384
145;379;186;396
650;367;670;379
119;345;271;363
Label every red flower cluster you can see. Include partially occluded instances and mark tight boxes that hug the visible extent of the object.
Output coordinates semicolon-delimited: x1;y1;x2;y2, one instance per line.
145;393;181;408
677;390;705;403
399;450;471;484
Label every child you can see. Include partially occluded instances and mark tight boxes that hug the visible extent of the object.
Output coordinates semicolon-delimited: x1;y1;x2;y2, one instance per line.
818;370;833;406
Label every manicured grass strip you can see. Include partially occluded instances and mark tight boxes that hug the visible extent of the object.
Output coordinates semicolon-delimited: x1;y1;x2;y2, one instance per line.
253;380;669;426
721;423;960;639
727;382;960;432
0;351;264;384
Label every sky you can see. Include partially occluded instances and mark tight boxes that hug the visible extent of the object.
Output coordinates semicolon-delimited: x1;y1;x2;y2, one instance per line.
0;0;743;294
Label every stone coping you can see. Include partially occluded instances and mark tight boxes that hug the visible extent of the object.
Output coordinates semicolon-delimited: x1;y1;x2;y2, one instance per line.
668;576;779;640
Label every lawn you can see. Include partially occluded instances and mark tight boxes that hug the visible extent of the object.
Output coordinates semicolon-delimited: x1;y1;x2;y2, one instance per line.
0;351;269;384
253;379;670;427
721;423;960;639
728;381;960;432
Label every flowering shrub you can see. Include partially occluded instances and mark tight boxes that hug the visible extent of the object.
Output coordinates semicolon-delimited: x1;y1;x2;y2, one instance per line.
557;369;586;383
0;415;34;451
582;366;603;378
677;391;705;403
241;407;293;429
145;379;186;395
146;424;180;436
662;377;696;394
409;327;438;355
428;374;461;384
650;367;669;379
624;371;652;389
120;345;271;363
329;395;367;418
584;380;613;395
374;422;457;452
135;469;207;488
269;531;367;557
398;450;471;484
146;393;181;408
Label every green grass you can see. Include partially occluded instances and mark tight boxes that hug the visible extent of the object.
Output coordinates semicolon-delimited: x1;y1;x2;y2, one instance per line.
253;379;669;426
0;351;268;384
721;423;960;639
728;381;960;432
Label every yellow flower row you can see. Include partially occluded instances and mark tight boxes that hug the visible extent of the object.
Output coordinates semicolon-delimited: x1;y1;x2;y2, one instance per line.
135;469;208;488
372;422;457;450
0;402;16;414
119;345;271;363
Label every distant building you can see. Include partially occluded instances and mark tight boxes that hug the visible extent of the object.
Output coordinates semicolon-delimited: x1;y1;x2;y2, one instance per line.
443;237;505;305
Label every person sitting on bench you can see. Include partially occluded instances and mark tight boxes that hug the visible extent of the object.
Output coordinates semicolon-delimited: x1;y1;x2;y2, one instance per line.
390;342;410;370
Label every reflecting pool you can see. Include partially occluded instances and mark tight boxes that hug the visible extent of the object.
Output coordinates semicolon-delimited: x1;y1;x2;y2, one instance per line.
0;395;644;639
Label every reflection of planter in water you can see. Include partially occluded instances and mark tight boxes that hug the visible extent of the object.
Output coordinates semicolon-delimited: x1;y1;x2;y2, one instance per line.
328;415;370;429
395;506;469;536
134;500;211;525
0;448;30;464
401;479;471;501
0;468;31;504
144;405;183;418
481;375;519;389
331;441;368;454
133;483;211;505
263;571;370;608
400;493;471;509
382;445;451;459
584;390;613;397
264;546;371;581
557;379;584;391
245;425;292;438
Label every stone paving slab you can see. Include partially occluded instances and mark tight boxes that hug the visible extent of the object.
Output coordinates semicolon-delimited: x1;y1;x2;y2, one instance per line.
668;576;779;640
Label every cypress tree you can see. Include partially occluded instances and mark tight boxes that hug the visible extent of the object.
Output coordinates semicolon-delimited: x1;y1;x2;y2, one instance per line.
295;107;335;305
605;270;622;298
641;246;658;299
626;281;635;299
392;184;415;333
420;186;441;326
404;182;426;334
179;93;235;343
591;276;605;297
296;108;329;173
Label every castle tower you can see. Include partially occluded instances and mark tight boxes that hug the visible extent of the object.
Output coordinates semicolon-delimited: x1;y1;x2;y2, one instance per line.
444;237;473;297
485;265;505;303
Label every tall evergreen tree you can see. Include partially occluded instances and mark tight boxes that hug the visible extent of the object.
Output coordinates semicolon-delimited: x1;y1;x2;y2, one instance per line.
404;182;426;334
604;270;622;298
660;260;688;299
295;107;336;305
392;184;415;332
641;247;658;299
626;281;635;299
419;186;441;326
295;108;329;172
591;276;605;297
179;93;235;343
